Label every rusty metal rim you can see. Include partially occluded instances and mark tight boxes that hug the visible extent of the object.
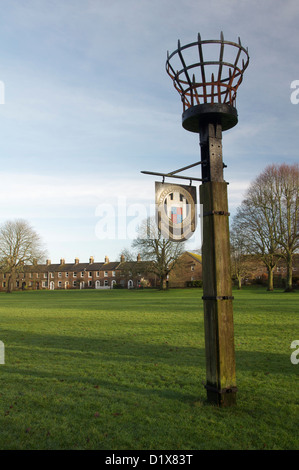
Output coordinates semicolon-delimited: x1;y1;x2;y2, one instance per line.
166;31;249;109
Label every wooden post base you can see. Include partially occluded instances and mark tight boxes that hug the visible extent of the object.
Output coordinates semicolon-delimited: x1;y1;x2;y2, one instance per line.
206;388;237;407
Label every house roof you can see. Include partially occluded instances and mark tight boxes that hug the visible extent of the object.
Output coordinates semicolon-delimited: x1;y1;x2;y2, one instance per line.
186;252;202;263
18;260;121;273
118;260;152;270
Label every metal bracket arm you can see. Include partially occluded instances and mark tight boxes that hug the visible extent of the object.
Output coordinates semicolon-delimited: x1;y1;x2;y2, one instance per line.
141;170;202;183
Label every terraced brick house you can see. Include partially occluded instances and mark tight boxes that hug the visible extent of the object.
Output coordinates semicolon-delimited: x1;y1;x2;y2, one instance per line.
0;255;159;291
168;251;202;288
1;251;297;291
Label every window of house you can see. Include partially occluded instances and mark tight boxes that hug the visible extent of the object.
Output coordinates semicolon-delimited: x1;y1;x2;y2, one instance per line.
73;281;77;287
44;273;47;279
88;280;92;287
29;273;32;278
50;272;54;278
65;272;69;278
36;273;39;278
16;281;19;288
96;271;99;277
58;272;62;278
58;281;62;287
73;272;77;277
112;271;116;277
29;281;32;287
104;271;108;277
191;265;195;271
81;272;84;277
2;282;5;288
42;281;46;288
88;272;92;277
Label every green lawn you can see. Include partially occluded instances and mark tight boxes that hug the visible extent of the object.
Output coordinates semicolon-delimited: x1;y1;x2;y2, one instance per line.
0;287;298;450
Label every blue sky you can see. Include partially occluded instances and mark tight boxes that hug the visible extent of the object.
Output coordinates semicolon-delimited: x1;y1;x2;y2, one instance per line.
0;0;298;263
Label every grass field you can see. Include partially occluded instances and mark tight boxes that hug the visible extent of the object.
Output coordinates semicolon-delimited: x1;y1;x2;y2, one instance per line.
0;287;298;450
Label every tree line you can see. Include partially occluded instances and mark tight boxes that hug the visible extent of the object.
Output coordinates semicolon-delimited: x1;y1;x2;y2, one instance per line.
231;163;299;292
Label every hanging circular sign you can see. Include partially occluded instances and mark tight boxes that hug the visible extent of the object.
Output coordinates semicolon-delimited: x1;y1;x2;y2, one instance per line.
155;182;197;241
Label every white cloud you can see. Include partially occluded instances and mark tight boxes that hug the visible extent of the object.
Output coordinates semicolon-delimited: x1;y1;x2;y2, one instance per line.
0;171;155;216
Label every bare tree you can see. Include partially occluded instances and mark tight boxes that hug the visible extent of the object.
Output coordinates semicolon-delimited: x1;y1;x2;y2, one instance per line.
233;174;282;291
132;216;185;289
230;223;253;289
117;248;152;284
270;164;299;291
232;163;299;291
0;219;47;293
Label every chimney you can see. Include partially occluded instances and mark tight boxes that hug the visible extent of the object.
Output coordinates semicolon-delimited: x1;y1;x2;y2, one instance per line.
33;259;37;266
89;256;94;264
137;254;141;262
60;258;65;265
104;256;109;264
46;259;51;266
120;254;125;263
74;258;79;265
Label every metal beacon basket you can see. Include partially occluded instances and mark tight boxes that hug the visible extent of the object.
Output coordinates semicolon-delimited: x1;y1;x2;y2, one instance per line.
165;31;249;133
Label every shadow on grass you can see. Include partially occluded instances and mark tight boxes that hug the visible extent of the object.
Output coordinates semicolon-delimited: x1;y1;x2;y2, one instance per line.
1;364;201;405
2;329;296;376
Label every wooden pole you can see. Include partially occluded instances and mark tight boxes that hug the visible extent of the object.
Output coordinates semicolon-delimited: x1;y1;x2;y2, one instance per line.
199;121;237;406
